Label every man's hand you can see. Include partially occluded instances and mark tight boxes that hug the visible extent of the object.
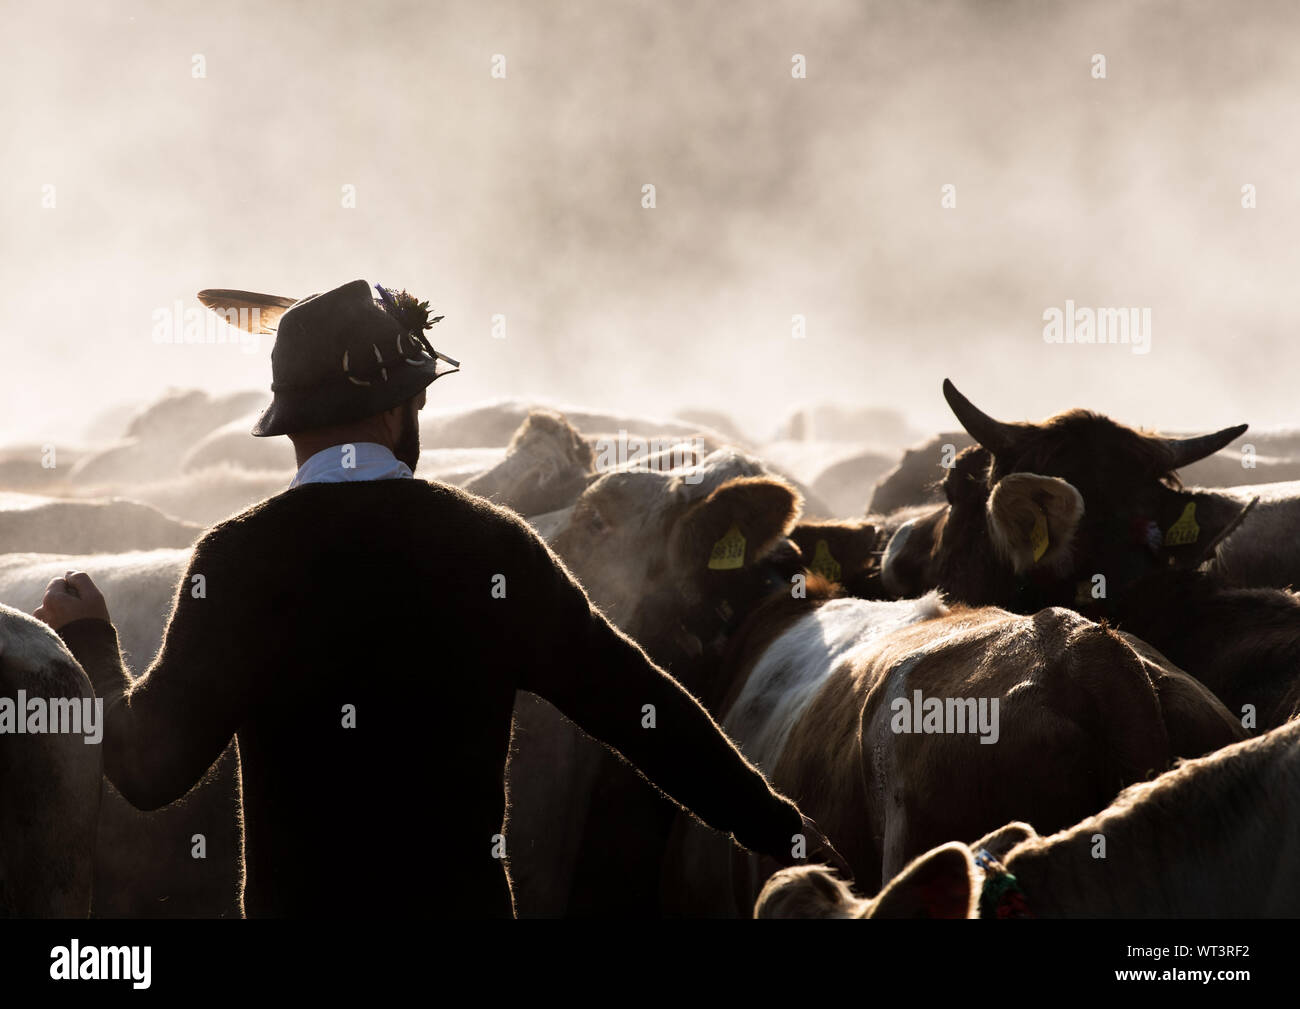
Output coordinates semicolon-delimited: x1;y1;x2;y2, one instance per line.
756;813;854;885
34;571;110;630
796;814;853;881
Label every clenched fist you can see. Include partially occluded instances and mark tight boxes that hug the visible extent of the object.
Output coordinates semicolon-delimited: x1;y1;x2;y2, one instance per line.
757;813;854;887
34;570;110;630
796;814;853;881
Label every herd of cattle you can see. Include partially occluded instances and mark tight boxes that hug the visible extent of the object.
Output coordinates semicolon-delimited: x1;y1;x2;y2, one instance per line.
2;382;1298;917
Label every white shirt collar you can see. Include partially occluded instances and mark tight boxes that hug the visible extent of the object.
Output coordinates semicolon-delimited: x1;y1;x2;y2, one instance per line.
290;442;413;488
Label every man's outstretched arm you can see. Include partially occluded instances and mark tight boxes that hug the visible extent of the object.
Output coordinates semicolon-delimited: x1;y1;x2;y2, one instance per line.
511;533;807;862
37;535;252;810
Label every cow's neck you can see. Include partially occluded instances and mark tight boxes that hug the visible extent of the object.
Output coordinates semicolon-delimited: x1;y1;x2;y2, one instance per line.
1106;570;1300;730
653;546;811;714
711;580;839;722
996;842;1091;917
1002;800;1239;918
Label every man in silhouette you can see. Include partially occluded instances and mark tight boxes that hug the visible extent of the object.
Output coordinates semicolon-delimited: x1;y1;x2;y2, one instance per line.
38;279;836;917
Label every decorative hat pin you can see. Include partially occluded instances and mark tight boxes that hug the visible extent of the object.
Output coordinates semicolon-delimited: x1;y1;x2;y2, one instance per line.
373;284;459;368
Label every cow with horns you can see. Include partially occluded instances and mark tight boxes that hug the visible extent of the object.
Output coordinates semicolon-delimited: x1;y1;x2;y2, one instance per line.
880;380;1300;729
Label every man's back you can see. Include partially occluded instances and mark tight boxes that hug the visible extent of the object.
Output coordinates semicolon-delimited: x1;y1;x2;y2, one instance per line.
43;279;815;919
185;478;549;916
58;476;805;917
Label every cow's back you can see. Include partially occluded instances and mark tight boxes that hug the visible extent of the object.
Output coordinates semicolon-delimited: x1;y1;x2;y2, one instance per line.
778;606;1241;887
0;551;244;918
0;605;102;917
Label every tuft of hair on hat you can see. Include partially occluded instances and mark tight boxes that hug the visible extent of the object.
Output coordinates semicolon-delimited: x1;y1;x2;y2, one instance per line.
374;284;445;358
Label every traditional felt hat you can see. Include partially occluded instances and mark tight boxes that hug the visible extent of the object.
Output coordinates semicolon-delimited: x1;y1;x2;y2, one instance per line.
197;280;458;437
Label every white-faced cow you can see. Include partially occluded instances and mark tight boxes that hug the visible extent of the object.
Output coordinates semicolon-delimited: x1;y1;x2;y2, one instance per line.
757;715;1300;917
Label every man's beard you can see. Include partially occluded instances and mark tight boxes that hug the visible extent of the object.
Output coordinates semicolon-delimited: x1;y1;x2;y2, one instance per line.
394;400;421;473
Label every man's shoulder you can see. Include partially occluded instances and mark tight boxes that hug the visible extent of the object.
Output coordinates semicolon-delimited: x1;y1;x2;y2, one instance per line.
197;478;541;552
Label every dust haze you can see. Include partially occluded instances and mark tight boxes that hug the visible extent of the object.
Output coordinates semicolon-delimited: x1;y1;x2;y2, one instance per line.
4;0;1298;448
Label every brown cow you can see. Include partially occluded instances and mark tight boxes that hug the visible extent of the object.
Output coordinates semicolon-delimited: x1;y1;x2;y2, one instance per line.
757;716;1300;918
868;432;974;514
545;452;1243;915
787;519;884;599
869;428;1300;516
878;381;1300;729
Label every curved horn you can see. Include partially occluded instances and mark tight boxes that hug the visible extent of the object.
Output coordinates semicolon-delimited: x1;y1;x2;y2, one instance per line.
1156;424;1248;471
942;379;1025;457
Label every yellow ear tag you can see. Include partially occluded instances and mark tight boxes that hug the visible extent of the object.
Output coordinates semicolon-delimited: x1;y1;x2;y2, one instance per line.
810;539;842;583
1030;511;1050;563
1164;502;1200;546
708;523;747;570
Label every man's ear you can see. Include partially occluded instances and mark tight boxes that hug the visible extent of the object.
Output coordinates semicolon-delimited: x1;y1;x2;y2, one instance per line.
866;843;978;919
789;521;877;587
377;401;405;445
986;473;1084;574
671;477;802;573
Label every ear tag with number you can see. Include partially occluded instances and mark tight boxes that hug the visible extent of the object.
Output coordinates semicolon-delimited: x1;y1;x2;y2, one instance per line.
810;539;842;582
1030;511;1050;563
708;523;746;570
1164;502;1200;546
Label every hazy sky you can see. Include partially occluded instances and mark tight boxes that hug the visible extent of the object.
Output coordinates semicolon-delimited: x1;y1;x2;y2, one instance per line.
5;0;1300;446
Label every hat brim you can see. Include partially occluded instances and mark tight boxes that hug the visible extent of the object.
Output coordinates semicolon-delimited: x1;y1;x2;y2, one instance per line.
250;358;458;438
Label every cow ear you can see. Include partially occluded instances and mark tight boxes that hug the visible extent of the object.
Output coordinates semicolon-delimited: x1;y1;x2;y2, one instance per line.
672;477;802;573
971;822;1038;861
867;843;978;919
986;473;1084;574
789;521;877;586
753;865;861;919
1156;489;1245;562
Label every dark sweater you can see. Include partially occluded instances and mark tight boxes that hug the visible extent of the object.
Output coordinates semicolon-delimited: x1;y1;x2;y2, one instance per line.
58;478;802;918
